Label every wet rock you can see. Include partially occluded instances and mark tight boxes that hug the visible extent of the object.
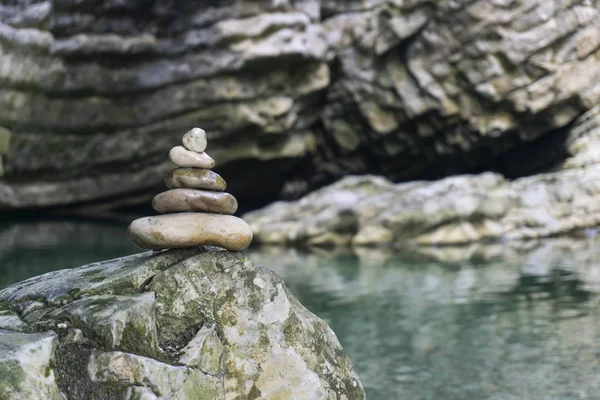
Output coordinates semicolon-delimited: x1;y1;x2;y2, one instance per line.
0;249;366;399
128;213;253;250
152;189;238;214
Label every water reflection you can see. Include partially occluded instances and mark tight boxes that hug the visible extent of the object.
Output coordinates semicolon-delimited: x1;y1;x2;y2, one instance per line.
249;241;600;400
2;219;600;399
0;219;138;288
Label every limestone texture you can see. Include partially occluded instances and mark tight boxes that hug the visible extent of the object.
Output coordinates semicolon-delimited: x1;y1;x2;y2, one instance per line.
128;213;253;251
152;189;238;214
244;104;600;246
0;249;366;399
2;0;599;210
169;146;215;169
0;330;64;400
164;168;226;191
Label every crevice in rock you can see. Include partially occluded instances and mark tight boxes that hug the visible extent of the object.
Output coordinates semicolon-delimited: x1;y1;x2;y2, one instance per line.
215;157;305;213
481;112;578;180
483;126;571;179
54;343;129;400
138;276;155;293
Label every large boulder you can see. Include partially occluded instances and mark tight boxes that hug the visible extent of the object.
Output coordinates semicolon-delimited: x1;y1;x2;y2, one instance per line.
1;0;600;209
0;248;366;399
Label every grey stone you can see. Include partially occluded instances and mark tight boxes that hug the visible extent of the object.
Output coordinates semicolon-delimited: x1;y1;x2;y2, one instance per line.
0;249;366;399
164;168;226;191
88;351;222;399
182;127;207;153
49;293;161;358
152;188;238;214
178;324;223;374
0;330;64;399
0;310;27;332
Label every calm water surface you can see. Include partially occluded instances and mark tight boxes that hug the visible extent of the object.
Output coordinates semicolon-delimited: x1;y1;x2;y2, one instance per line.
2;219;600;400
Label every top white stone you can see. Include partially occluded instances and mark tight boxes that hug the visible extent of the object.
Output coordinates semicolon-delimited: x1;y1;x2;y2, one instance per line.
182;128;207;153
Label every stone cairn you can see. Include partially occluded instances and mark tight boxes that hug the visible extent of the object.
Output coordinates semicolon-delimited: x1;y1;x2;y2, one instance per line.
128;128;253;251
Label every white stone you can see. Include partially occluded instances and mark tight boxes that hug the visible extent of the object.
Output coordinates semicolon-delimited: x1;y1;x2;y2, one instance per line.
182;128;207;153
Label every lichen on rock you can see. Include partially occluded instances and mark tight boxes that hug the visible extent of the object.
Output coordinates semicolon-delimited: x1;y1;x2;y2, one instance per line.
0;248;366;399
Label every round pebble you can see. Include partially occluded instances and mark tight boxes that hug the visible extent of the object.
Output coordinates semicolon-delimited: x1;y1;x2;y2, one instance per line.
165;168;226;191
128;213;253;251
182;128;207;153
152;189;238;214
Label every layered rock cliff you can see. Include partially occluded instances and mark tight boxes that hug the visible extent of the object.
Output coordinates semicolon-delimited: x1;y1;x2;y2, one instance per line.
244;105;600;246
1;0;599;209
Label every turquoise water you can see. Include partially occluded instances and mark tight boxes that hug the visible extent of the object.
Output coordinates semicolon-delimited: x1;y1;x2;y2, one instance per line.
2;219;600;399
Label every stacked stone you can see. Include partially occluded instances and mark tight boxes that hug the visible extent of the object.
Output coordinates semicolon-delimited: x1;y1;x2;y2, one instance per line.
128;128;253;251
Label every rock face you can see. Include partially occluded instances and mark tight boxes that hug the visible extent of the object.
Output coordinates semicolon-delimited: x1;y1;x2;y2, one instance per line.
2;0;599;210
244;104;600;246
0;248;366;399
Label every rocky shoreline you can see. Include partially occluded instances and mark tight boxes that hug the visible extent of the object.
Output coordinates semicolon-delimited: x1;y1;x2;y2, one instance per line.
244;105;600;246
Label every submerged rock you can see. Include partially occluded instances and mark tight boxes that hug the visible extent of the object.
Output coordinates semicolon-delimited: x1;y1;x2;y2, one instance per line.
0;249;366;399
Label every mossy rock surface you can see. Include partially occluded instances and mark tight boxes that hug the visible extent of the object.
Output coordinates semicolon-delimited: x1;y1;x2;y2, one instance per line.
0;248;366;399
0;127;10;155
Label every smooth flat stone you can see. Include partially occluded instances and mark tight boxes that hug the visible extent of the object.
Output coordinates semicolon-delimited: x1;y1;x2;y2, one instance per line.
169;146;215;169
152;189;238;214
165;168;226;191
128;213;253;251
182;128;207;153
